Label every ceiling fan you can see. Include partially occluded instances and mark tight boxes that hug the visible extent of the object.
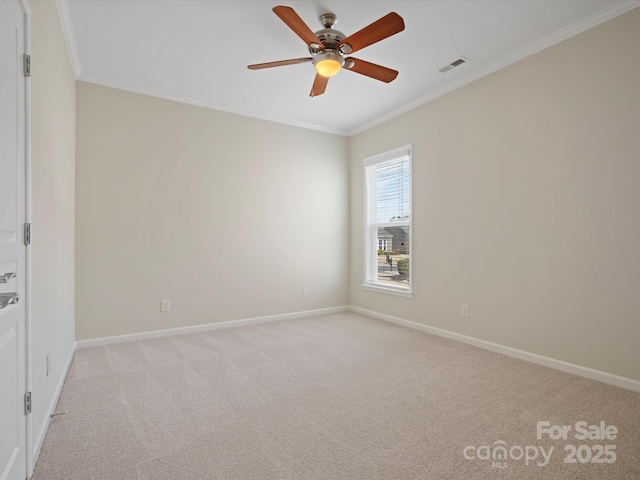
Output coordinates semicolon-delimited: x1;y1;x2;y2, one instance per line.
248;6;405;97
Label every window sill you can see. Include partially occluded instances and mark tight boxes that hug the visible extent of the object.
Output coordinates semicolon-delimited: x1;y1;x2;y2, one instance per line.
362;284;413;298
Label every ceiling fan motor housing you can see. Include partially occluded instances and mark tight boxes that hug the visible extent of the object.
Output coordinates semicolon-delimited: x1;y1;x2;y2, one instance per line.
311;27;347;54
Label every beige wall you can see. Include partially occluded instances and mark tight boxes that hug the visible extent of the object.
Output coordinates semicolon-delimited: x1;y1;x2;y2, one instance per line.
75;83;349;340
30;0;76;460
350;9;640;381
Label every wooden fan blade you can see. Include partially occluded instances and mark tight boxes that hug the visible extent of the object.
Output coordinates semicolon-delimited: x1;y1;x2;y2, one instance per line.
310;74;329;97
273;6;325;48
339;12;404;54
345;58;398;83
248;58;312;70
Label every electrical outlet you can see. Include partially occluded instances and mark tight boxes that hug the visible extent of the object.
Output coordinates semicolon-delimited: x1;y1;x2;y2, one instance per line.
46;354;51;377
303;288;309;298
161;300;171;312
461;304;469;317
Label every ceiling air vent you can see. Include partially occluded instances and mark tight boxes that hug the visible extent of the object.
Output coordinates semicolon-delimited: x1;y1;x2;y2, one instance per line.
439;56;469;73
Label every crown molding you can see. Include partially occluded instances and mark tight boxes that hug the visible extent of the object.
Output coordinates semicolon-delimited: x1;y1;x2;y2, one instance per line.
77;73;349;137
54;0;82;78
349;0;640;136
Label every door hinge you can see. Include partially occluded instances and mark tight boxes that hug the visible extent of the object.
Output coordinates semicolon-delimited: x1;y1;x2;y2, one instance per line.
23;54;31;77
24;392;32;415
24;223;31;245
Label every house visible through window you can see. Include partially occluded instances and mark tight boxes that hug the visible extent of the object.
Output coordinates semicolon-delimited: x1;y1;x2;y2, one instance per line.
364;145;412;296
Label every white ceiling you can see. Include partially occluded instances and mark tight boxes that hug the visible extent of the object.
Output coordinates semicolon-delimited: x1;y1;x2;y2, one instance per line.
59;0;639;136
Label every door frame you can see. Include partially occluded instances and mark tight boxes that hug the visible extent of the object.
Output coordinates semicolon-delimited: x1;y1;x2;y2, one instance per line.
17;0;33;476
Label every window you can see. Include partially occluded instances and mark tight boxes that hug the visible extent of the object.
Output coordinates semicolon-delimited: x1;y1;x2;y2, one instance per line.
364;145;412;296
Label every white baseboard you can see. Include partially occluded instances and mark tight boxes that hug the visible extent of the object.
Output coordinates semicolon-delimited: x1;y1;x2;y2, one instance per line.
349;306;640;393
76;306;350;349
32;341;77;468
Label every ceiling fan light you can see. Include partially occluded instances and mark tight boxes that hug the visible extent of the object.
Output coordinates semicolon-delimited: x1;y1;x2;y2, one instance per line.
313;52;344;77
315;59;341;77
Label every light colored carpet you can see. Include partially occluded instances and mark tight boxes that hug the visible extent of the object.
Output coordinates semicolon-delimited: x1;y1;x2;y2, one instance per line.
33;312;640;479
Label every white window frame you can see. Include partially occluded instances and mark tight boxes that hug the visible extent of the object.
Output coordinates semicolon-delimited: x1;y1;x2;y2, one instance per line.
362;144;413;297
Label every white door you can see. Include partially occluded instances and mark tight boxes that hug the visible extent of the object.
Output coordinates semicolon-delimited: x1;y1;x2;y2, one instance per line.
0;1;27;479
